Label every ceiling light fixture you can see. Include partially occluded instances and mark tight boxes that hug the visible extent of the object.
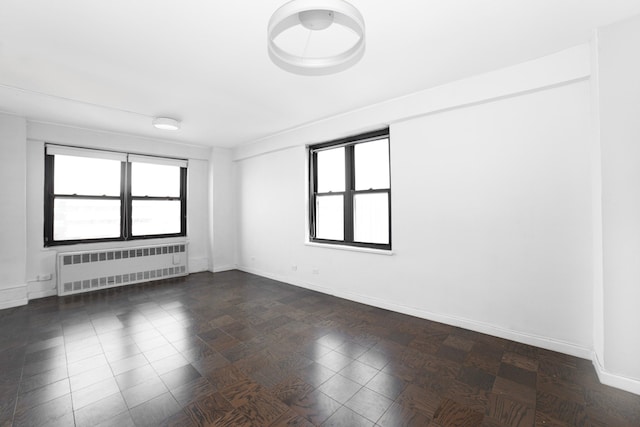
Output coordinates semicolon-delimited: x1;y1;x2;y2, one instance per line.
152;117;181;131
268;0;365;75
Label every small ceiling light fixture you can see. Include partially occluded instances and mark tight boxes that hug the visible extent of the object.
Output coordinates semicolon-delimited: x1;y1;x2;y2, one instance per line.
268;0;365;75
152;117;181;131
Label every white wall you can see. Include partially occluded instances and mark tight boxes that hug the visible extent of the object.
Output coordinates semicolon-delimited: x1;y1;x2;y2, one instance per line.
235;47;595;358
210;147;236;272
0;114;28;309
187;158;211;273
598;13;640;385
24;123;213;299
235;44;590;160
390;82;592;349
237;147;306;279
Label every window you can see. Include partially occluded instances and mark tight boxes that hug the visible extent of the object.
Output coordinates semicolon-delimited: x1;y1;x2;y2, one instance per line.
44;145;187;246
309;129;391;250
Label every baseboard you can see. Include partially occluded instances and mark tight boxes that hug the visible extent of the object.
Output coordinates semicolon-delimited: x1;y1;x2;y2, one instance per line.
27;280;57;300
212;264;236;273
0;298;27;310
592;352;640;395
189;257;210;273
0;284;28;310
28;289;57;300
237;265;592;360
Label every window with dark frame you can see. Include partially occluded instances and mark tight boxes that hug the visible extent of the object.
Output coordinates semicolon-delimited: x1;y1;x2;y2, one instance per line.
309;128;391;250
44;145;187;246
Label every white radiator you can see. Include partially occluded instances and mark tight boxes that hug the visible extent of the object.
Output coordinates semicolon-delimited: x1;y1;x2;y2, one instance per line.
57;243;188;296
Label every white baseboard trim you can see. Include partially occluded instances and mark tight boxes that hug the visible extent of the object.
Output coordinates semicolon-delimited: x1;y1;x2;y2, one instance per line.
27;280;57;300
189;257;210;273
0;298;28;310
237;266;592;361
0;284;28;310
212;264;236;273
592;352;640;395
28;289;57;300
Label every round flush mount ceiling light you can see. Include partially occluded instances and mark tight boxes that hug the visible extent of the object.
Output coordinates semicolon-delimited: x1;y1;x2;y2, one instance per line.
268;0;365;75
152;117;181;131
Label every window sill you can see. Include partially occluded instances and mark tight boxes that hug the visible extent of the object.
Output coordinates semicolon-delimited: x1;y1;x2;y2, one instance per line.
43;237;189;253
305;241;394;256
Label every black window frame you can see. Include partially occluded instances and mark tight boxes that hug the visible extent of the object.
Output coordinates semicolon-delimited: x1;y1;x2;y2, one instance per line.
44;146;187;247
309;128;391;250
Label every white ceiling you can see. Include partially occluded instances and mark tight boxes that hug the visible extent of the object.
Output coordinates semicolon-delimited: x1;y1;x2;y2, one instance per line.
1;0;639;148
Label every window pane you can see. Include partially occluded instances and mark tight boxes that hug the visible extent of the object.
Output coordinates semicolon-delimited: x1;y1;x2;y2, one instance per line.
355;138;390;190
54;155;121;196
316;195;343;240
354;193;389;244
132;200;181;236
316;147;345;193
54;199;121;240
131;163;180;197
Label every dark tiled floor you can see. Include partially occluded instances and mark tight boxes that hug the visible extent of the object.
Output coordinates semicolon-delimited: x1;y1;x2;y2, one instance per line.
1;270;639;426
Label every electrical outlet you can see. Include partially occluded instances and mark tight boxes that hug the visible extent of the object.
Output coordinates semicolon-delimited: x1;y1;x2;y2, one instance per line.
291;265;297;271
312;268;319;275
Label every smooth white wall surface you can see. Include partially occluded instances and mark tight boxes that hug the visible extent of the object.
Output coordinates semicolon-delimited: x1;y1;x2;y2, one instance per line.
391;81;592;349
25;123;212;298
25;140;54;299
237;148;305;279
210;148;236;272
589;33;605;374
599;13;640;382
236;79;594;357
235;44;590;161
0;114;28;309
187;158;210;273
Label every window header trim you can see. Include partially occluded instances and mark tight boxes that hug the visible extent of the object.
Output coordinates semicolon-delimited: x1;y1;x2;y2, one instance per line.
128;154;187;168
308;128;389;152
45;144;127;162
45;144;188;167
